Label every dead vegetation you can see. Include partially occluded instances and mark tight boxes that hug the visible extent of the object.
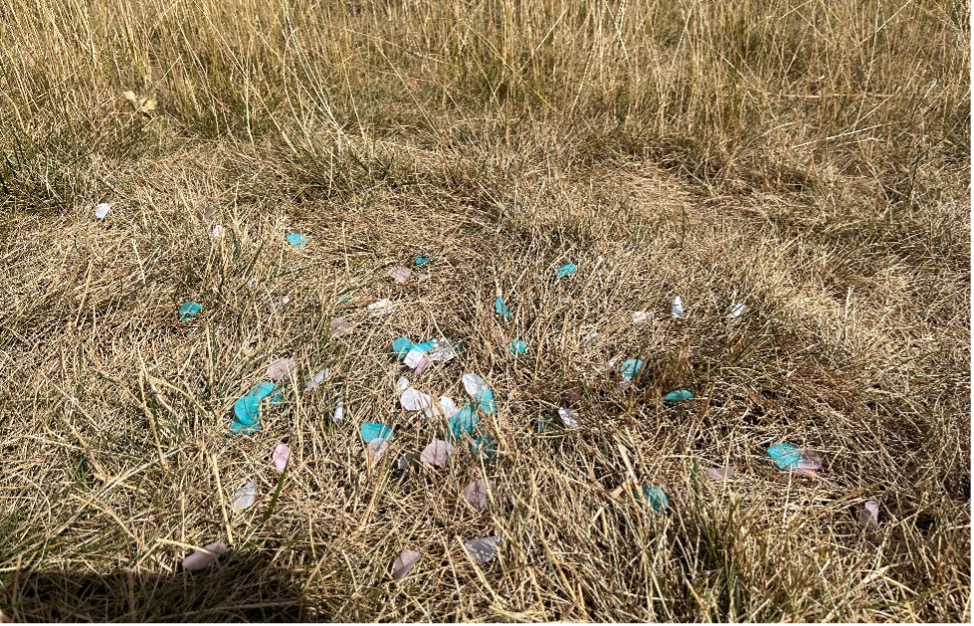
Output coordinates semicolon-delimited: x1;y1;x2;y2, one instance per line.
0;0;969;621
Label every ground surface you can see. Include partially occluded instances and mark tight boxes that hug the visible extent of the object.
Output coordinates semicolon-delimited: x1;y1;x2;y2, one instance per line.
0;0;970;622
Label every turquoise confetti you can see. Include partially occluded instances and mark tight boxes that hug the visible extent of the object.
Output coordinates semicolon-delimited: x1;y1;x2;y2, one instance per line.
507;339;528;355
449;405;480;439
339;293;351;303
475;389;496;415
768;443;802;470
635;485;669;513
415;256;431;266
360;422;394;443
619;358;644;380
414;339;437;352
392;337;414;358
664;389;694;402
470;435;497;459
556;263;577;279
495;296;511;320
286;232;307;248
178;300;202;321
230;381;280;434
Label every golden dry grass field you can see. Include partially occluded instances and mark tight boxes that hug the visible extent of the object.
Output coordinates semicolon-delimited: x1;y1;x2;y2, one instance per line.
0;0;970;621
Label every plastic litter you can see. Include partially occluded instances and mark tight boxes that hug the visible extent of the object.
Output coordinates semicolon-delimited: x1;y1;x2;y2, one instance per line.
464;536;499;563
94;203;111;220
231;479;257;510
286;233;307;248
663;389;694;402
178;301;202;322
495;296;511;320
619;358;644;381
556;263;577;279
635;485;669;513
671;296;684;319
360;422;393;443
392;550;422;580
507;339;527;355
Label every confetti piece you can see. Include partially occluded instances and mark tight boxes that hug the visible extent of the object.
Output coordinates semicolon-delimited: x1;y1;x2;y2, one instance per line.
286;233;307;248
619;358;644;381
635;485;669;512
671;296;684;318
727;303;746;324
495;296;511;320
389;266;412;282
558;407;580;428
392;337;414;358
438;396;459;419
464;478;493;512
93;203;110;220
767;443;802;470
858;501;880;530
706;466;735;482
396;452;417;470
395;376;411;392
332;401;344;423
462;373;489;398
392;550;422;579
400;387;433;414
470;435;497;459
178;300;202;322
449;405;479;439
364;438;390;463
266;358;297;382
556;263;577;279
368;299;393;316
272;443;290;472
231;479;257;510
305;368;328;391
181;542;227;571
414;256;431;266
581;332;600;345
507;339;528;355
330;317;352;338
631;311;651;324
420;440;454;467
211;224;224;240
475;389;496;415
464;536;499;563
360;422;393;443
663;389;694;402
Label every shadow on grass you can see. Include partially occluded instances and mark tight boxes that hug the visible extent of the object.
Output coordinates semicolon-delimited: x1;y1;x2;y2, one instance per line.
0;550;313;622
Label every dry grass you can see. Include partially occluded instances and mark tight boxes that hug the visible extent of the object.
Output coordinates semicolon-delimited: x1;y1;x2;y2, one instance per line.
0;0;970;621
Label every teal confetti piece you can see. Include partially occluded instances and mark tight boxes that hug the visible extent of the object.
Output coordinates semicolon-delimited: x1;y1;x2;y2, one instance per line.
360;422;394;443
635;485;669;512
495;296;511;320
475;389;496;415
178;300;202;321
449;405;480;439
768;443;802;470
619;358;644;380
415;256;431;266
507;339;527;355
231;395;261;434
413;340;437;352
556;263;577;279
339;293;351;303
663;389;694;402
470;435;497;459
392;337;415;358
286;232;307;248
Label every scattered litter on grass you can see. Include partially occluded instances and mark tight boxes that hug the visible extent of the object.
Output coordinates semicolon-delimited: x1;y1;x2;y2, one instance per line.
272;443;290;472
413;356;432;376
798;451;823;472
415;256;431;266
663;389;694;402
360;422;393;443
231;479;257;510
286;233;307;248
707;466;735;482
403;348;427;369
462;373;489;398
395;376;411;392
420;440;454;467
495;296;511;320
181;542;227;571
392;337;414;358
464;479;492;512
178;301;202;322
464;536;499;563
396;452;417;470
727;302;746;324
619;358;644;380
767;443;802;470
558;407;580;429
426;340;458;362
211;224;224;240
305;368;328;391
392;550;421;580
507;339;527;355
368;299;393;316
266;358;297;382
400;387;433;414
438;396;459;419
858;501;880;530
364;438;390;463
332;401;344;423
449;405;479;438
230;382;281;434
94;203;110;220
631;311;651;324
470;435;497;459
556;263;577;279
635;485;669;512
671;296;684;318
330;317;352;338
581;332;600;345
389;266;412;283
